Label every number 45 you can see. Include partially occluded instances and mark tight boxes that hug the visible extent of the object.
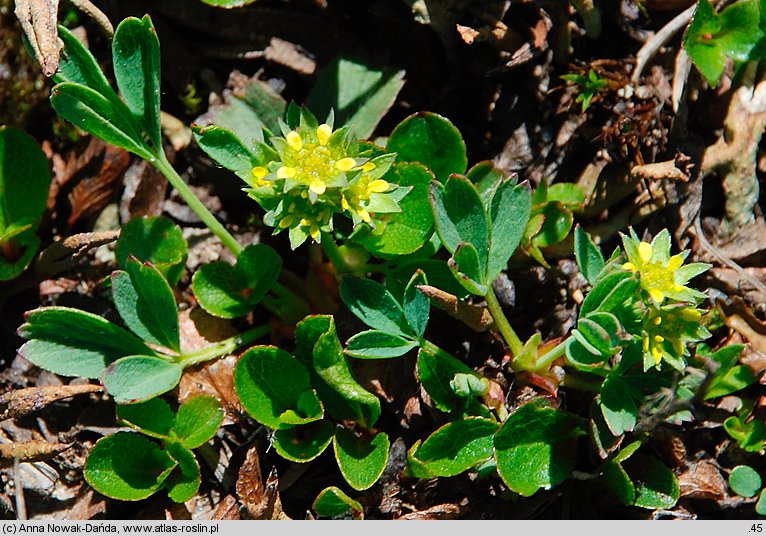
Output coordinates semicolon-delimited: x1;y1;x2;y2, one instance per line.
751;524;763;533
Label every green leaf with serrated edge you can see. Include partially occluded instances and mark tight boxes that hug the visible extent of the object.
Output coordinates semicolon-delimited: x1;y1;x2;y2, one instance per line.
18;307;154;379
683;0;763;87
345;330;417;359
333;429;390;491
729;465;763;498
600;376;637;436
430;176;489;269
84;432;176;501
164;442;200;503
192;244;282;319
102;356;183;404
351;163;435;257
112;16;162;148
313;486;364;519
416;347;483;413
487;180;531;281
54;26;114;96
116;398;174;440
234;346;323;430
339;276;410;337
112;260;180;352
116;216;188;286
531;203;573;248
450;242;487;295
412;418;498;477
403;270;429;339
50;83;151;159
623;453;679;509
574;226;605;286
467;161;506;208
307;57;405;139
0;126;51;237
387;112;467;181
192;124;267;182
580;271;638;317
313;320;381;427
493;401;586;497
273;420;334;463
173;395;224;449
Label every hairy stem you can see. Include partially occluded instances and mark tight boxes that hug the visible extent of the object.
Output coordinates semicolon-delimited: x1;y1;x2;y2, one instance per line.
484;288;523;357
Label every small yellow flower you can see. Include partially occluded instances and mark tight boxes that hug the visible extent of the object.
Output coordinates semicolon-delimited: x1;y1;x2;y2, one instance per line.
621;230;708;305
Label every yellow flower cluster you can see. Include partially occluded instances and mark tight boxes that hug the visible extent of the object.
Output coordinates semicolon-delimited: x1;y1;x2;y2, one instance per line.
245;111;405;249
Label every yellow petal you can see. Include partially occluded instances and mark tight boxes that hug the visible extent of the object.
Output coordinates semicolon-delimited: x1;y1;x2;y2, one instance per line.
310;225;320;240
649;288;665;303
680;308;702;321
310;180;327;195
286;131;303;151
361;162;376;173
654;316;662;325
368;179;389;193
300;218;312;227
654;335;664;343
279;216;293;228
359;209;371;223
277;166;297;179
252;166;269;179
638;241;652;262
341;195;350;210
335;157;357;171
317;124;332;145
622;262;637;272
652;345;663;364
667;254;684;271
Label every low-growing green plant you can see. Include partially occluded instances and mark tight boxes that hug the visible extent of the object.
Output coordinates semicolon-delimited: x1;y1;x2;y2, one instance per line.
85;395;224;502
19;256;269;403
17;10;764;516
233;315;389;491
0;125;52;280
561;68;609;112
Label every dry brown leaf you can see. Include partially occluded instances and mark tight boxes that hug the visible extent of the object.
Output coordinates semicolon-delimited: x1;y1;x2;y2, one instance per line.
0;384;102;421
119;159;169;221
0;441;72;465
719;298;766;374
236;445;290;520
417;285;494;332
678;460;727;500
396;502;467;520
35;230;120;280
211;495;241;520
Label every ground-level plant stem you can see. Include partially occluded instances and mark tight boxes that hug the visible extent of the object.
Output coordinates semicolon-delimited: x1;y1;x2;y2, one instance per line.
533;339;569;373
484;288;523;357
177;323;270;368
320;231;352;274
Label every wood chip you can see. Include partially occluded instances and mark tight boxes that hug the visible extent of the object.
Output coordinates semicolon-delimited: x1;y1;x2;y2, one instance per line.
0;441;72;465
0;384;102;421
211;495;241;520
